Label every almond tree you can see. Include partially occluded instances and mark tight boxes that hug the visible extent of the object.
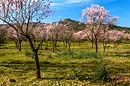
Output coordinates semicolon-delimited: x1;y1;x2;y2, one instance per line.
46;22;64;53
62;29;74;51
82;4;108;53
124;33;130;41
7;26;24;51
0;0;52;78
107;30;124;48
31;23;47;50
60;19;74;51
82;4;118;53
100;16;118;52
73;30;88;46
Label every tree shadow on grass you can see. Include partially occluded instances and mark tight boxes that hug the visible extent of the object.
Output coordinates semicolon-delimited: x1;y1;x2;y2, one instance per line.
0;60;101;74
0;60;114;81
0;60;95;80
0;52;19;57
0;59;130;85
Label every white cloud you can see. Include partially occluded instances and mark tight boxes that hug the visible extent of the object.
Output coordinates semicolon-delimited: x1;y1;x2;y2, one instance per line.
51;0;91;6
66;0;85;3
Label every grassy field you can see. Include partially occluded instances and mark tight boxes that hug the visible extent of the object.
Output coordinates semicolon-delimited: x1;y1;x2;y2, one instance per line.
0;41;130;86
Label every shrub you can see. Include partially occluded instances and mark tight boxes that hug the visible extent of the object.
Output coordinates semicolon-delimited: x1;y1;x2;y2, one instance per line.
94;62;111;82
70;70;90;80
73;51;101;58
71;70;78;79
56;50;103;58
56;50;75;57
43;61;50;64
25;50;34;59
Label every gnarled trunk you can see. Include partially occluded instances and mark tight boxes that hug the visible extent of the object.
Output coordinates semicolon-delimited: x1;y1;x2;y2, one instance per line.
19;40;22;51
26;36;41;79
33;50;41;79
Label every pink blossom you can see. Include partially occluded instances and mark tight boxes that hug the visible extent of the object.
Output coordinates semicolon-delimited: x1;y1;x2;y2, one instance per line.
73;30;88;41
82;4;108;24
107;30;124;42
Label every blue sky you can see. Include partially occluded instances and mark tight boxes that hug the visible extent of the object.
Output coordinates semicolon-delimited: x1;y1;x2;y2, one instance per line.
44;0;130;27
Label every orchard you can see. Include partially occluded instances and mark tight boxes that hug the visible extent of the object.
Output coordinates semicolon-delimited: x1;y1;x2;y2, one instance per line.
0;1;130;85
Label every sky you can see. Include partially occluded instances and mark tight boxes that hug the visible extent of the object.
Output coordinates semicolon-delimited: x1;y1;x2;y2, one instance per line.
43;0;130;27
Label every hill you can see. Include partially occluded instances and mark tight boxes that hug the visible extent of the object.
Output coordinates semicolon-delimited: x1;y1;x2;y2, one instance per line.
0;19;130;32
59;19;130;32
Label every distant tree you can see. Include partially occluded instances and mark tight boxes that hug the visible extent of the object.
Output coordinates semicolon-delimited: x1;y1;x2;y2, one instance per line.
61;20;74;51
100;16;118;52
45;22;64;53
124;33;130;41
107;30;124;48
73;30;88;46
0;26;7;46
0;0;52;78
30;23;47;50
7;27;24;51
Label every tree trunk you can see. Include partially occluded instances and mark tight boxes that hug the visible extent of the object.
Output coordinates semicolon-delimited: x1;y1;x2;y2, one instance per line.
33;50;41;79
68;40;71;51
55;41;57;52
95;38;98;53
14;41;19;49
103;40;108;53
91;35;94;48
52;41;55;53
53;41;57;53
0;38;1;43
40;43;43;50
52;38;57;53
26;36;41;79
19;40;22;51
91;40;94;48
53;45;55;53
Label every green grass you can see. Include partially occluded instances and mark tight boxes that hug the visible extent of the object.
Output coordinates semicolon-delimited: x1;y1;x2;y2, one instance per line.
0;41;130;86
